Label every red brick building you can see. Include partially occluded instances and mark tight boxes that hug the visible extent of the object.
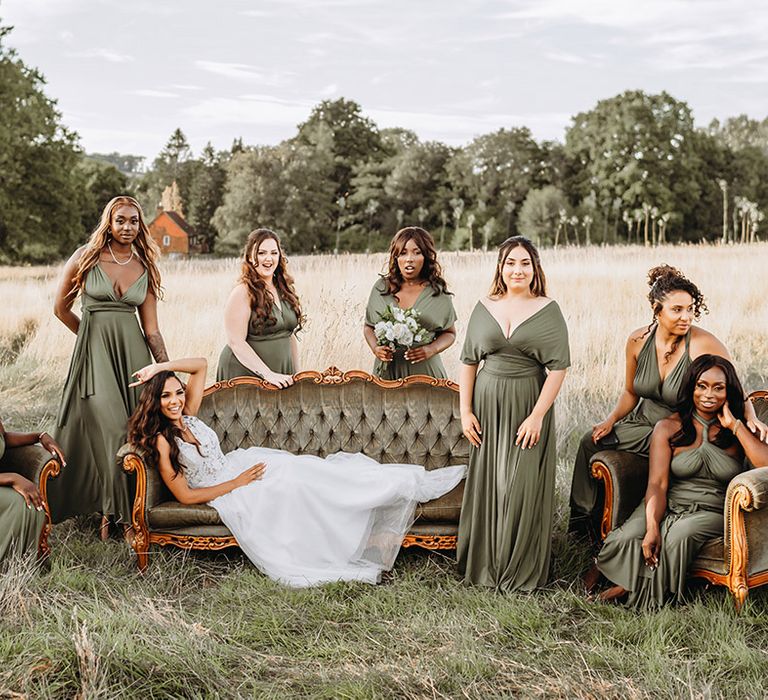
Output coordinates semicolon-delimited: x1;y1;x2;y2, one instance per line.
148;209;194;255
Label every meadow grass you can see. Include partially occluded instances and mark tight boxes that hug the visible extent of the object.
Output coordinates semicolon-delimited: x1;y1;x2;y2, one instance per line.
2;244;768;698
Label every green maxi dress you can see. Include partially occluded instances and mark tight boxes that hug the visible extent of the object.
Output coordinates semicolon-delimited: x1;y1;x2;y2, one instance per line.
0;433;46;562
364;279;457;380
49;265;153;524
458;300;571;591
569;326;692;532
216;300;298;380
597;413;742;608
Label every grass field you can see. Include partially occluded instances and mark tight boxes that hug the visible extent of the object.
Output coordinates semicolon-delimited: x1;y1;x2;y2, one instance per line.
2;244;768;698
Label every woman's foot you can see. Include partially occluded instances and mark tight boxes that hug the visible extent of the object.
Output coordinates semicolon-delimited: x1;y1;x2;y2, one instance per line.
598;585;628;603
99;515;111;542
583;563;602;594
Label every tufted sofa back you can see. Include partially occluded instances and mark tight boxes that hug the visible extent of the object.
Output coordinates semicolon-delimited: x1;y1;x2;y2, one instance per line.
197;369;469;470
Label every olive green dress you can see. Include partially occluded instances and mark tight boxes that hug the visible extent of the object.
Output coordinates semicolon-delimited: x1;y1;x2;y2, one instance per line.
49;265;153;524
216;299;298;380
457;300;570;591
365;278;457;380
598;413;742;608
569;326;692;533
0;433;46;562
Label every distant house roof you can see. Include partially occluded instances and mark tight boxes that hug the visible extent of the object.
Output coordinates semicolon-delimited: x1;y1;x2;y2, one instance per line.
162;210;196;237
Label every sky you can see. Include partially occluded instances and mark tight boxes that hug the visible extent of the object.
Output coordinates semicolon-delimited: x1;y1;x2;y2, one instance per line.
3;0;767;162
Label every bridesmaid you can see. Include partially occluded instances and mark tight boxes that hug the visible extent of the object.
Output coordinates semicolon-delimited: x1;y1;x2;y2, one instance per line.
458;236;570;591
0;418;65;562
364;227;456;379
568;265;768;543
50;195;168;538
595;355;768;608
217;229;302;388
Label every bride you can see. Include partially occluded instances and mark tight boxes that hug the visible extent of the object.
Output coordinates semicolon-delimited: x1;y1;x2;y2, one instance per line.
127;357;465;587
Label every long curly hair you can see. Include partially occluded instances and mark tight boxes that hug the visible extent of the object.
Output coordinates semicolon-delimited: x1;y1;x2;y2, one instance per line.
72;195;163;299
127;371;201;478
381;227;450;298
240;229;303;332
489;236;547;298
670;354;745;450
643;264;708;363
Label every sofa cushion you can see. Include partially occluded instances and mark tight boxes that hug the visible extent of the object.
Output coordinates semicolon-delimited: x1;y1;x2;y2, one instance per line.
148;501;223;529
151;525;234;538
692;536;726;576
415;481;464;523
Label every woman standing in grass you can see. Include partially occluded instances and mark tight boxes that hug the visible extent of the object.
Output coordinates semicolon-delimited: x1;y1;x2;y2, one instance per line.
0;418;65;562
50;196;168;539
128;357;465;587
217;229;302;388
595;355;768;607
458;236;570;591
568;265;768;544
364;227;456;380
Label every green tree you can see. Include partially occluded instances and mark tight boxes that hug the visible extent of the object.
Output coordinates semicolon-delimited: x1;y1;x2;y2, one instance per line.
187;143;227;253
0;22;86;262
518;186;569;246
77;157;129;232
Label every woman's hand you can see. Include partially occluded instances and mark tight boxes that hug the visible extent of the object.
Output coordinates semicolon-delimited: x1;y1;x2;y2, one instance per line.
641;526;661;569
231;462;267;490
129;363;162;387
461;412;482;448
516;413;543;449
263;371;294;389
591;417;616;444
404;344;435;364
372;345;394;363
10;474;44;511
39;432;66;466
744;398;768;442
717;400;738;432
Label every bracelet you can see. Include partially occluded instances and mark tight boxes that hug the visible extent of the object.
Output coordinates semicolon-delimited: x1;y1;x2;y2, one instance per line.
38;431;48;442
732;420;741;438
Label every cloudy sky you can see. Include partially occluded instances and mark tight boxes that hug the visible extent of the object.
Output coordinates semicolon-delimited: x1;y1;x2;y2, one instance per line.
3;0;766;161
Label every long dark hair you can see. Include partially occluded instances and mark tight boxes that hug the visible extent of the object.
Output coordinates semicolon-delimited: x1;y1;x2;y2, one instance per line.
670;354;745;450
240;229;304;332
127;371;200;477
382;227;450;298
489;236;547;298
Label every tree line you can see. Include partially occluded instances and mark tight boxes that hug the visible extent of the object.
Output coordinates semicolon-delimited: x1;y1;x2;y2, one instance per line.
2;20;767;262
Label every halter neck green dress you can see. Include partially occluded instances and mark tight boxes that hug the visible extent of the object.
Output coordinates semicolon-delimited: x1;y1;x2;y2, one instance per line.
569;326;692;532
0;432;46;561
597;413;743;608
216;299;298;380
457;300;570;591
365;278;457;380
49;265;153;524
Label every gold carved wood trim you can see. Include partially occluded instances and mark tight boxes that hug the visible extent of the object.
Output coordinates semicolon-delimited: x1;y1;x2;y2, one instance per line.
590;459;614;541
203;366;460;396
402;534;457;550
37;457;62;559
122;453;152;571
149;533;239;551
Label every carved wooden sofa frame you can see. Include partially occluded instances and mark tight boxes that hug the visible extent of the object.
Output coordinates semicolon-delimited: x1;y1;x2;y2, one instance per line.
590;390;768;609
120;367;468;571
0;443;63;559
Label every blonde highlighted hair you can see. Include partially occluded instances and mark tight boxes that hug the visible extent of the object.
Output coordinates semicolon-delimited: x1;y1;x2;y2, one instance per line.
71;195;163;299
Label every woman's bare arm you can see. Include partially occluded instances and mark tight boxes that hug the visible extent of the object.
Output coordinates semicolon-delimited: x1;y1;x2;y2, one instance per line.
137;291;169;362
53;247;86;334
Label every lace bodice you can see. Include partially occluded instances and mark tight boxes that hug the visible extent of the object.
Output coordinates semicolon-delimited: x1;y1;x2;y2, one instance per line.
175;416;230;488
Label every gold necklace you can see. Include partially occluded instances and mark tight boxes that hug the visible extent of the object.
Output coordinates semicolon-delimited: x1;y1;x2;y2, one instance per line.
108;243;134;266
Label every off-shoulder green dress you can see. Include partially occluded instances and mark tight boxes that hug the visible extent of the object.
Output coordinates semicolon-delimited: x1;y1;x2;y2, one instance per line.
569;326;692;533
597;413;743;608
365;279;457;380
0;432;46;562
216;300;298;380
49;265;153;524
458;300;570;591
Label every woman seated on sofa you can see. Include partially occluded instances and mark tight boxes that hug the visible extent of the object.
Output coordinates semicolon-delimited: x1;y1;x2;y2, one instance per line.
593;355;768;608
127;357;465;588
0;417;65;562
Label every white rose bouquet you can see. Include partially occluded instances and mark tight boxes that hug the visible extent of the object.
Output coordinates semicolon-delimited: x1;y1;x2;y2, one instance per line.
373;304;434;367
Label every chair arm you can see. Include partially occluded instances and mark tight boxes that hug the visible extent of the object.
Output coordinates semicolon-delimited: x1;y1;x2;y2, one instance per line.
0;444;60;486
590;450;649;539
118;443;163;546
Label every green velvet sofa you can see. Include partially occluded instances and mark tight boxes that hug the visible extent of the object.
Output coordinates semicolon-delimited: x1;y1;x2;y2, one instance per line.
0;442;62;558
590;391;768;608
120;367;469;571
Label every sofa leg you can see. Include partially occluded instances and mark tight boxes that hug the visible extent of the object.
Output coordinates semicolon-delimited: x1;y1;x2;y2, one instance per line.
132;528;150;572
731;580;749;611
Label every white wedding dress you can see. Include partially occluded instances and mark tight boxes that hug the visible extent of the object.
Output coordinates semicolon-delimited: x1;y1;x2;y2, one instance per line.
176;416;466;587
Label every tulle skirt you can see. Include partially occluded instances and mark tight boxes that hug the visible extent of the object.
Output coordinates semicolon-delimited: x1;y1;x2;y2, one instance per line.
209;447;465;587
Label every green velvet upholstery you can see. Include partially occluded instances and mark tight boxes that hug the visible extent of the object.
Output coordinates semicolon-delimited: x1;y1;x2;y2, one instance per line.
121;371;469;568
591;391;768;607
